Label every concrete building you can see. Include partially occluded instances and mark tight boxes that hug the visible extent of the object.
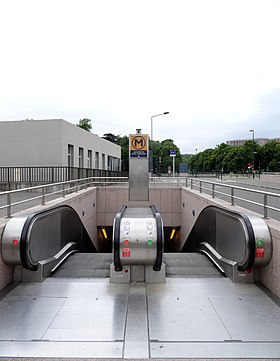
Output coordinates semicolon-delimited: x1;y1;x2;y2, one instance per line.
226;137;280;147
0;119;121;170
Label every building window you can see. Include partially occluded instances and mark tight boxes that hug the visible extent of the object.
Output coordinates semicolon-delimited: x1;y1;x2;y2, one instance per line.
87;150;92;168
102;153;105;170
79;147;84;168
108;156;120;171
95;152;99;169
68;144;74;167
108;155;111;171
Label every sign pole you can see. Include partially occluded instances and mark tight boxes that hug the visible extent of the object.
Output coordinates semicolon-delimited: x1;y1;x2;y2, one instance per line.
170;149;176;178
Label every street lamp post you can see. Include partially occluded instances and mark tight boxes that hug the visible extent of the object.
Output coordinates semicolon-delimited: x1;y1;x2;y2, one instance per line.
249;129;255;179
150;111;169;174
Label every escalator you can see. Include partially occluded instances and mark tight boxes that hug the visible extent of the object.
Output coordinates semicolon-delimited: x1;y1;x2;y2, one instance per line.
1;204;271;282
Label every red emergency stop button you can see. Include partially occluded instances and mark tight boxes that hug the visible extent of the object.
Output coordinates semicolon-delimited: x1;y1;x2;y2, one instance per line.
12;239;19;246
124;239;129;246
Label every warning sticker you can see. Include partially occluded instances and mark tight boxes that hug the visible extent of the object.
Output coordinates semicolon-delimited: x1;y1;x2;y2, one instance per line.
256;248;265;257
122;248;131;257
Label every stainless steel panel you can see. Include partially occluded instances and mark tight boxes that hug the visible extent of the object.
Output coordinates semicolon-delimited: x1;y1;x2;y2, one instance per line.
148;293;230;341
124;283;149;359
248;214;272;266
9;278;129;299
0;341;123;358
130;265;145;282
43;296;127;341
145;264;166;283
210;295;280;341
0;296;65;340
1;216;27;264
129;158;149;201
110;263;131;283
119;207;157;266
147;278;264;298
150;341;280;358
216;212;247;261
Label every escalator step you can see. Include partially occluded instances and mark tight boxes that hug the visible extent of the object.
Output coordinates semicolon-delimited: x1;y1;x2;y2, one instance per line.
164;253;222;277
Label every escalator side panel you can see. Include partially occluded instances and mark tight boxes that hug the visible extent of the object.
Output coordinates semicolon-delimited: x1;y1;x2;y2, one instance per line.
181;205;271;272
1;205;96;271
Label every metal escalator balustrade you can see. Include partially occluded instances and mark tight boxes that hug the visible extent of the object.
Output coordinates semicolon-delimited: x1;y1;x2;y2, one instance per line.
182;205;272;282
111;205;164;283
1;205;96;281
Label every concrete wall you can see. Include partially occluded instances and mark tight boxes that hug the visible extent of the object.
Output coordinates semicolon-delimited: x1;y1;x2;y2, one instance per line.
0;119;120;169
260;174;280;184
181;186;280;299
96;186;181;227
0;119;62;166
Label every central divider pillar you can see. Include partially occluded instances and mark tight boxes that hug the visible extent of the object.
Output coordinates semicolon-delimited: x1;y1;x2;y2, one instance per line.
110;129;165;283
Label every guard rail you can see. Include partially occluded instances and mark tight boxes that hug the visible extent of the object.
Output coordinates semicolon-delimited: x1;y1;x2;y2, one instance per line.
0;176;128;218
186;178;280;219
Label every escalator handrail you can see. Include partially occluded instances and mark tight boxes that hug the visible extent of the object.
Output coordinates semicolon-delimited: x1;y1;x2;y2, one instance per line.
20;212;39;271
150;204;164;271
234;210;255;271
113;204;127;271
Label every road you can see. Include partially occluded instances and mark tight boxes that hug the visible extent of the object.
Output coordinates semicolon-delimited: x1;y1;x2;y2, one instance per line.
196;176;280;221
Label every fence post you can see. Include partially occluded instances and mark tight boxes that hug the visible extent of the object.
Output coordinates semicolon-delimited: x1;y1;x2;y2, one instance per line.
7;193;12;218
199;181;202;193
191;179;193;190
42;187;46;205
264;194;268;219
62;183;66;198
231;187;234;206
212;183;215;198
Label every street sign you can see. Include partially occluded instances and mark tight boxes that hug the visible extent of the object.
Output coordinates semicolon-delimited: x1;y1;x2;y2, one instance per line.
170;149;176;157
129;134;149;158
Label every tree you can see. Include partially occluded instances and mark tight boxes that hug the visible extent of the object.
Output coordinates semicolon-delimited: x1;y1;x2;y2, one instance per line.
261;141;280;172
159;139;182;174
102;133;120;144
117;135;129;171
76;118;92;132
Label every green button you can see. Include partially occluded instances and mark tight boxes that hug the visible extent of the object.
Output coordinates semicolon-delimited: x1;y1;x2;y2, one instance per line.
147;239;153;247
257;239;264;248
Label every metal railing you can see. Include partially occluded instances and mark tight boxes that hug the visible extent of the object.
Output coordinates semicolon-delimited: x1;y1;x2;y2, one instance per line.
1;175;280;220
186;178;280;219
0;176;128;218
150;176;189;186
0;166;127;184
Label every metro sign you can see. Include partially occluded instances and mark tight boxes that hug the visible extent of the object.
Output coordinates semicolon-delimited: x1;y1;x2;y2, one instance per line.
129;134;149;158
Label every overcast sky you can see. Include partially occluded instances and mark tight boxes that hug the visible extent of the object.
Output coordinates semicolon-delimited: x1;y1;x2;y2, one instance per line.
0;0;279;154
